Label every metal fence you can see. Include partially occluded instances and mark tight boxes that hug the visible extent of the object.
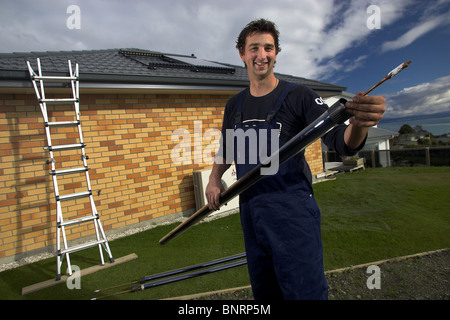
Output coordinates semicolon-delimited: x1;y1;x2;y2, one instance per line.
323;147;450;168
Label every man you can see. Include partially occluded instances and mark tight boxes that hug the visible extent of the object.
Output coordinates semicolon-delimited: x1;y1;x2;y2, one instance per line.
206;19;385;300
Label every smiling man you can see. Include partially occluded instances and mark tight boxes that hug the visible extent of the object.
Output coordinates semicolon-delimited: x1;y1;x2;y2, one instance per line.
241;32;278;88
206;19;385;300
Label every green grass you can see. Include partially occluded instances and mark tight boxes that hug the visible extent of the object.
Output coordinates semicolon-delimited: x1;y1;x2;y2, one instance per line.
0;214;248;300
316;167;450;269
0;167;449;300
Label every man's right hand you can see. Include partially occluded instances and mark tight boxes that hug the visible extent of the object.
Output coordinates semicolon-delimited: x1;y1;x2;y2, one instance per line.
206;178;225;211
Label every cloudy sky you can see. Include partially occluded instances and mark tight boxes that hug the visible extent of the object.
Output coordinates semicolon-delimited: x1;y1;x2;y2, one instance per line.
1;0;449;118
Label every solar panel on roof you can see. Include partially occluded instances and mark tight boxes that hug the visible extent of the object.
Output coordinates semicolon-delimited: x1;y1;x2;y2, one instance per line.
165;55;228;69
165;55;235;74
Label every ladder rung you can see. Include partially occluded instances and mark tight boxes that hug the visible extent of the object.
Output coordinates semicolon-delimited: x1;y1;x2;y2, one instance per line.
50;167;89;176
39;98;78;104
59;239;107;256
32;75;78;82
59;214;99;227
47;121;80;127
57;190;92;202
44;143;85;151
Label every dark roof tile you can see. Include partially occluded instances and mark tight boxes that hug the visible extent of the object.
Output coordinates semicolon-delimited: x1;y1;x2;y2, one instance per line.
0;48;346;93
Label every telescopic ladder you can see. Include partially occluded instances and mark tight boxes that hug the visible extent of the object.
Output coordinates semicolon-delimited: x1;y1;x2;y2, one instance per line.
26;58;114;280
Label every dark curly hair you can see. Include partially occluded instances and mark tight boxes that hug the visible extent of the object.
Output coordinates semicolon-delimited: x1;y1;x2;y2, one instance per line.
236;19;281;55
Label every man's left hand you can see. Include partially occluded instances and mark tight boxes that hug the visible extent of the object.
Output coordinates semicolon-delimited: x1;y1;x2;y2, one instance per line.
345;92;386;127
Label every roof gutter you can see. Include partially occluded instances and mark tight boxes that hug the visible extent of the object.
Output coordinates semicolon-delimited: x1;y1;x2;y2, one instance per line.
0;69;344;95
0;69;248;90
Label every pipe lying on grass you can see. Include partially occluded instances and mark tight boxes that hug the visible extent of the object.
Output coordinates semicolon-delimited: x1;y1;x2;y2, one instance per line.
92;252;246;300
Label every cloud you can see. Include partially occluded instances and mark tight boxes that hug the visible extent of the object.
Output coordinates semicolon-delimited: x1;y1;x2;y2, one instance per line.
3;0;447;99
381;0;450;52
381;13;450;52
275;0;412;79
0;0;410;80
384;75;450;117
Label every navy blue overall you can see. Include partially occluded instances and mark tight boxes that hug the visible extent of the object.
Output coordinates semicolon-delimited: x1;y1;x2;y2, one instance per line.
234;83;328;300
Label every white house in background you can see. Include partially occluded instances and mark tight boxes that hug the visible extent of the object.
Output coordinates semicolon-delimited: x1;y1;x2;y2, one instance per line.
323;93;399;168
364;127;399;167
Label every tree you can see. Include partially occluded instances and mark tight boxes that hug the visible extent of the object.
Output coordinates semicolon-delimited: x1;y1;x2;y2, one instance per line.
399;124;415;134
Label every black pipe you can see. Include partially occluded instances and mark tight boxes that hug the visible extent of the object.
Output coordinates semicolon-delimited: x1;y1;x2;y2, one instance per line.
133;259;247;292
160;98;351;245
92;252;247;299
139;252;246;283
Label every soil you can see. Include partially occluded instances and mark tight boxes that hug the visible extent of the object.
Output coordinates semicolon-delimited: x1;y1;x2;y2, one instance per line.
192;249;449;300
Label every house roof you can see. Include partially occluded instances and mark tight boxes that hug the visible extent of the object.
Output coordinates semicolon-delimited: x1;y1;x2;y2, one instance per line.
0;48;346;94
366;127;399;145
368;127;399;139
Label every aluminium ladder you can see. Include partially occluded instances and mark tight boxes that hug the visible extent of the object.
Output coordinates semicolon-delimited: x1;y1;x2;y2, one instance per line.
26;58;114;280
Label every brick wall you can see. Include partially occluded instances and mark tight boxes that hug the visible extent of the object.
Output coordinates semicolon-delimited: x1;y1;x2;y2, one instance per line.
0;91;324;262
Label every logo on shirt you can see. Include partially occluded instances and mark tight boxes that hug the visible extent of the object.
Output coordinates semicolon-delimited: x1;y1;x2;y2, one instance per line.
315;97;325;105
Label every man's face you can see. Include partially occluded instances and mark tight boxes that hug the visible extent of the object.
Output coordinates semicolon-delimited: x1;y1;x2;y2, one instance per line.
239;32;277;80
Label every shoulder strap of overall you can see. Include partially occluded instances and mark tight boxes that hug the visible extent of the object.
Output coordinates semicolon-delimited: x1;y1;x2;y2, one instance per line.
265;82;296;123
234;82;295;126
234;89;247;126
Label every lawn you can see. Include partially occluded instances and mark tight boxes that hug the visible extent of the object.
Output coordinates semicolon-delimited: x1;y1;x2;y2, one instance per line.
317;167;450;269
0;167;449;300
